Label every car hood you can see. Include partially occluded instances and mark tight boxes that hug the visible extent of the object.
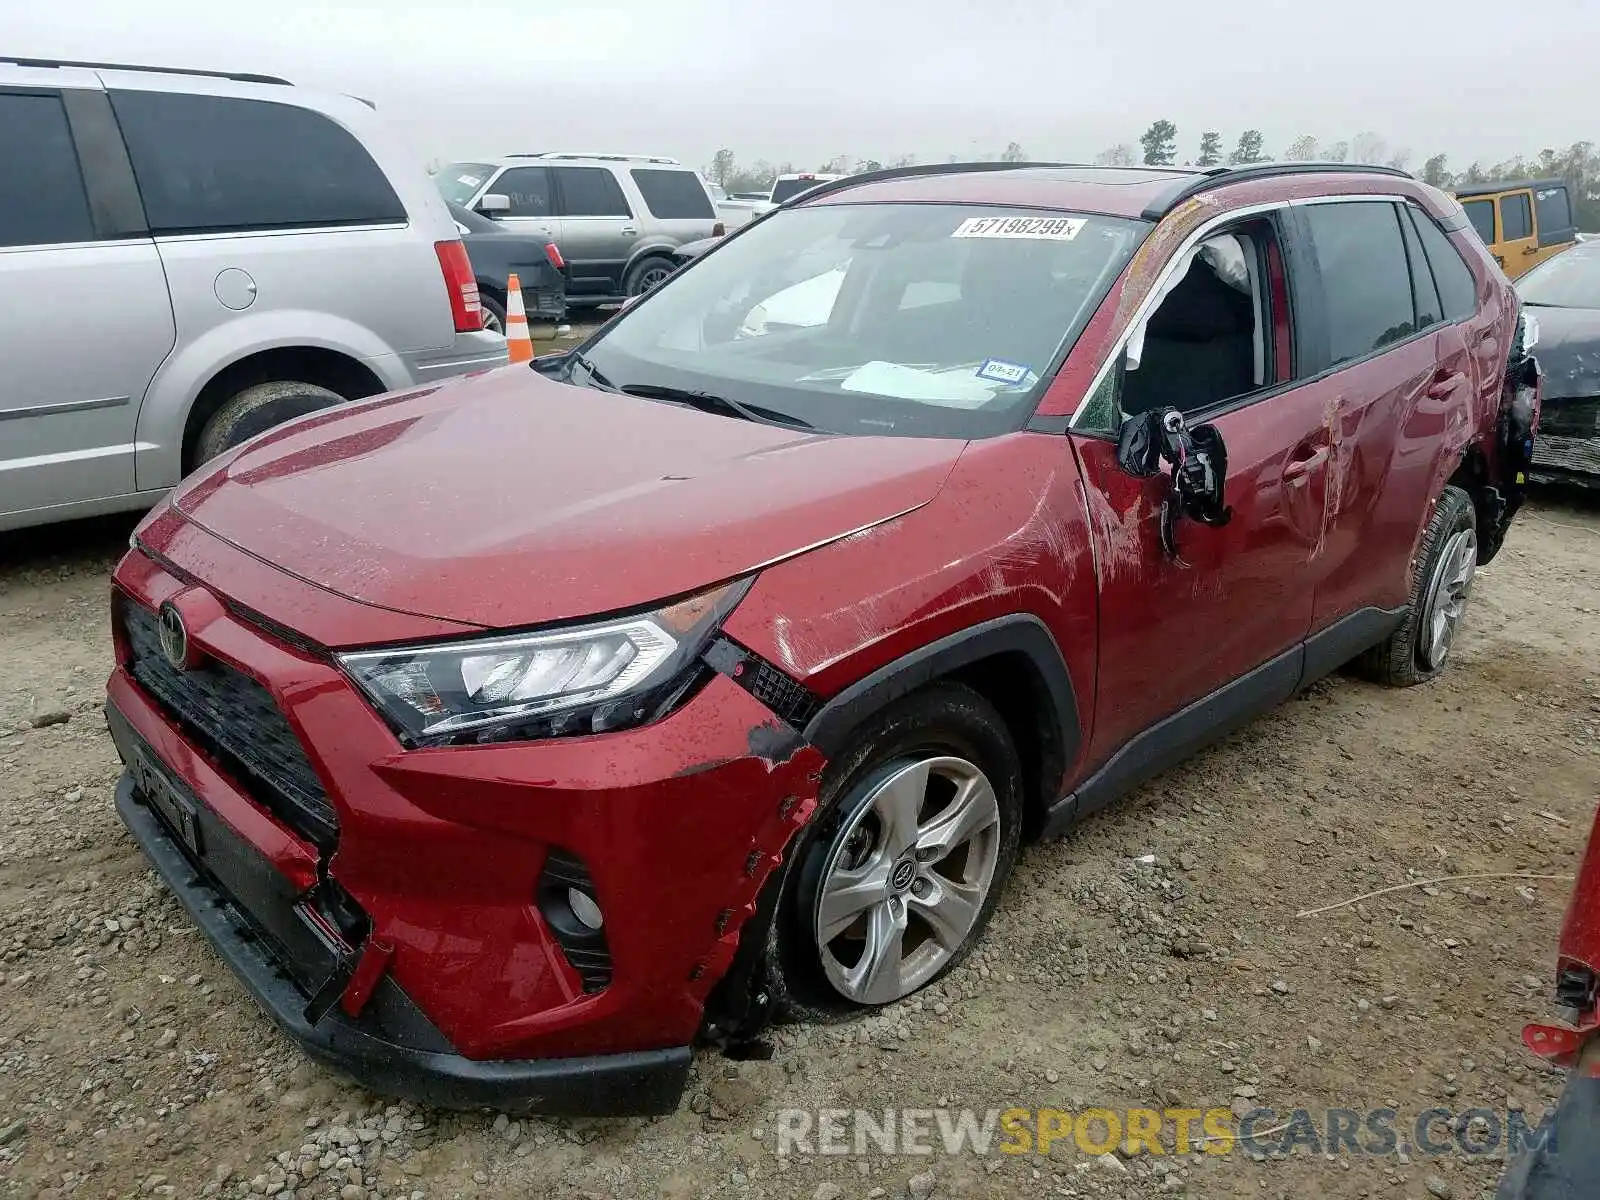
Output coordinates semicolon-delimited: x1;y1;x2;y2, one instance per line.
1525;304;1600;402
172;369;965;631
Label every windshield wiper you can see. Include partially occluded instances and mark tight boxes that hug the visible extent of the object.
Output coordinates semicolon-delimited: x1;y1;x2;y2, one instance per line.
619;384;813;430
566;351;618;392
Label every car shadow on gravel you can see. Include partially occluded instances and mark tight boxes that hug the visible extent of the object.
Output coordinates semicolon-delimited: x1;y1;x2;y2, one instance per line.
0;514;140;580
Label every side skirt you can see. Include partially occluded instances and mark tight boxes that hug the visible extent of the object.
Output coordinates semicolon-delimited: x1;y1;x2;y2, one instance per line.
1041;606;1405;838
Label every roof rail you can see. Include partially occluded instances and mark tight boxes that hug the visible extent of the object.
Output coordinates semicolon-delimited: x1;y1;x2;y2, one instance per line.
774;160;1085;209
1142;161;1416;219
506;152;681;165
0;56;290;85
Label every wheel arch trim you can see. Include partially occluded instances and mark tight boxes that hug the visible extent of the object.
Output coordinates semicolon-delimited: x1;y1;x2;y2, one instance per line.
801;614;1082;768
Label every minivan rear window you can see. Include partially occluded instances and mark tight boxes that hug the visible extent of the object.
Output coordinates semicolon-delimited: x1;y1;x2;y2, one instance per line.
630;169;715;219
110;91;406;235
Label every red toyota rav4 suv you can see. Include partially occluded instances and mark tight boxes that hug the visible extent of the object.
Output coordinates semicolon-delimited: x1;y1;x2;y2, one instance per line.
107;163;1541;1116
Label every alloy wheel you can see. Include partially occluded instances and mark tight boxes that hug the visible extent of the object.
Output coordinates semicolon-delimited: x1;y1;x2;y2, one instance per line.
813;756;1001;1006
1420;527;1477;670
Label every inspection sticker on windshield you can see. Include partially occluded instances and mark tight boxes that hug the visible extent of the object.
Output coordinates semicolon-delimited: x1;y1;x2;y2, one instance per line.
976;358;1032;386
951;216;1084;241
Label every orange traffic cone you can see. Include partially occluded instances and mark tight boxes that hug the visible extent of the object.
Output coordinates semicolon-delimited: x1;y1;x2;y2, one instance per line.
504;273;534;365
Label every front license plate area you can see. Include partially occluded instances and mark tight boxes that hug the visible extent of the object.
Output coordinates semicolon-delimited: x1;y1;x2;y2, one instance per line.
133;748;204;859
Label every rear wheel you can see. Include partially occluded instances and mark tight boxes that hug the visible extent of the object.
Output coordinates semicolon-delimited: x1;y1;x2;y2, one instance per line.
192;380;345;467
764;682;1023;1017
624;255;676;299
480;293;506;335
1357;484;1478;686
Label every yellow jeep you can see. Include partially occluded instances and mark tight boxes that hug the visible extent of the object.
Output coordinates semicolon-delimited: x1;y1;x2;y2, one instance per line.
1454;178;1578;278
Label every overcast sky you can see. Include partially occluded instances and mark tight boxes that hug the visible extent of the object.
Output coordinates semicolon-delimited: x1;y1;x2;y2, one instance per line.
8;0;1597;175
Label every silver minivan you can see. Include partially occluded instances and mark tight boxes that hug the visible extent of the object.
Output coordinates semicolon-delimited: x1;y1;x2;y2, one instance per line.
435;154;723;305
0;59;507;534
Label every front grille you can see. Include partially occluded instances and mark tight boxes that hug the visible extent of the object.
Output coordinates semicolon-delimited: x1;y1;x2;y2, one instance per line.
120;599;337;847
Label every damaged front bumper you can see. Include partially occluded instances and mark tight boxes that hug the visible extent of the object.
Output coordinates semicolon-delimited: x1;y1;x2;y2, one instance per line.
1531;396;1600;484
107;546;824;1115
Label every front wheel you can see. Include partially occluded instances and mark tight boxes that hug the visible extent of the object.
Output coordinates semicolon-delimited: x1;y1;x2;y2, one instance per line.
764;682;1023;1017
1357;484;1478;686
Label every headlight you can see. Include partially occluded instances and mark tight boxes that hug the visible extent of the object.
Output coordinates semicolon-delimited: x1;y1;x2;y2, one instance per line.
338;579;751;746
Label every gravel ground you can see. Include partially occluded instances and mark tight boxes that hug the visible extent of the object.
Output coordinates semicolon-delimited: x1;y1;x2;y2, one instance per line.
1;489;1597;1200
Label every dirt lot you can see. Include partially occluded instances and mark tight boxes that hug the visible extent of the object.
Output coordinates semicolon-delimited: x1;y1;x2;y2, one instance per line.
2;491;1598;1200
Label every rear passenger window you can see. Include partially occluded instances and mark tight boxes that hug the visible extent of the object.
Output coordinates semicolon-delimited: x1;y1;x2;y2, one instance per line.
0;93;96;248
1408;210;1479;323
1462;200;1495;245
1499;193;1533;241
629;169;715;219
494;167;552;217
552;167;631;218
1398;208;1441;329
110;91;404;234
1302;201;1417;366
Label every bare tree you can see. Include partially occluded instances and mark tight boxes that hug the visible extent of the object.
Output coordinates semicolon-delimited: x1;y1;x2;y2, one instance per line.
1095;143;1138;167
1349;132;1388;165
1001;141;1028;163
1284;134;1320;162
1385;148;1413;173
1323;140;1350;163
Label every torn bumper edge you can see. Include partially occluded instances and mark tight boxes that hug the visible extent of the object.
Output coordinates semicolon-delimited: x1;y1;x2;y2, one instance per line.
115;773;692;1116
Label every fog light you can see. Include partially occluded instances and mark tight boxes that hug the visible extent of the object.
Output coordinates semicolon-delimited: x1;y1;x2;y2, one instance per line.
567;886;604;930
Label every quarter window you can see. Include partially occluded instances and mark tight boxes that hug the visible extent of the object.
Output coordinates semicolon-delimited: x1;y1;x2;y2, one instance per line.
1462;199;1495;245
629;169;714;219
1499;193;1533;241
1535;186;1574;244
1408;209;1479;323
110;91;404;234
1301;201;1417;367
0;93;96;248
1398;207;1441;329
552;167;631;218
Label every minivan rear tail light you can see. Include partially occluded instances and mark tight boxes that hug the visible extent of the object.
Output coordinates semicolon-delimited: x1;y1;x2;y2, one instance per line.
434;240;483;333
544;242;566;270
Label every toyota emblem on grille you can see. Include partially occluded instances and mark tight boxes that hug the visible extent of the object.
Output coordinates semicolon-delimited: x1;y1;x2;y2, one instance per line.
157;602;191;670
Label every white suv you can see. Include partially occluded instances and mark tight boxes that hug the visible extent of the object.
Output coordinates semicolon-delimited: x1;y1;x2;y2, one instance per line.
436;154;724;305
0;58;506;534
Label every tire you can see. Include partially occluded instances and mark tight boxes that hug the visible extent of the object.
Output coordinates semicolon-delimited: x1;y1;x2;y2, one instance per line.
762;681;1024;1019
1356;484;1479;686
192;380;346;467
480;293;506;336
623;255;676;299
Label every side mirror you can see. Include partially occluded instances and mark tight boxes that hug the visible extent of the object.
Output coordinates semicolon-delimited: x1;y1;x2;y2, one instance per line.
475;193;511;216
1115;409;1164;477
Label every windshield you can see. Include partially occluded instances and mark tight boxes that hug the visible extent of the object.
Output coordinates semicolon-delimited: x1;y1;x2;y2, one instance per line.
1517;249;1600;310
771;177;834;203
435;163;495;206
578;203;1149;437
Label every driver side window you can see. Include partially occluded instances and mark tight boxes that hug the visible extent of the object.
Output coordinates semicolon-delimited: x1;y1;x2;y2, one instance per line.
1118;219;1281;421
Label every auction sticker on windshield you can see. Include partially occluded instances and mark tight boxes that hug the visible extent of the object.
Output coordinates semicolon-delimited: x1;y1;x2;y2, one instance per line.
952;216;1085;240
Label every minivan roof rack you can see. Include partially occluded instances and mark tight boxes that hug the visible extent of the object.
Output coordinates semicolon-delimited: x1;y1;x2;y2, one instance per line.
0;56;290;85
1142;161;1416;219
505;152;681;165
